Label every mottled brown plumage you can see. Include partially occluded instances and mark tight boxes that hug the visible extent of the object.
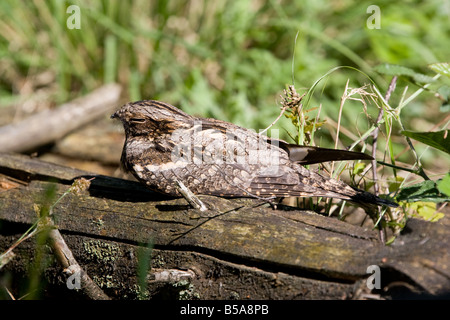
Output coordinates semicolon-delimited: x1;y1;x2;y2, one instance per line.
111;100;397;207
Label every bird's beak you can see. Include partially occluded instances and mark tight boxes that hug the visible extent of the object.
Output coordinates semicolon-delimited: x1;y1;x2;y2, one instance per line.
110;111;119;119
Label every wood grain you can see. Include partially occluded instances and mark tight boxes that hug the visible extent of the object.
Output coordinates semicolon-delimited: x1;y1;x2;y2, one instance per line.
1;153;449;299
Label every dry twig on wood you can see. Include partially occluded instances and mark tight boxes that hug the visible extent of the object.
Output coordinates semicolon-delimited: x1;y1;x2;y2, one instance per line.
0;83;122;153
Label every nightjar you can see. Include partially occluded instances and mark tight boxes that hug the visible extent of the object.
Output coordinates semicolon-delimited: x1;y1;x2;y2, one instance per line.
111;100;397;207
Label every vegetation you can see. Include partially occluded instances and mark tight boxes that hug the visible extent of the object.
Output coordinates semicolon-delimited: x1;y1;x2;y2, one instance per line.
0;0;449;299
1;0;449;222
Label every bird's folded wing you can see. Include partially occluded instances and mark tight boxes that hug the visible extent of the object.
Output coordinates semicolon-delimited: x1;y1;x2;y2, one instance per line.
276;141;373;164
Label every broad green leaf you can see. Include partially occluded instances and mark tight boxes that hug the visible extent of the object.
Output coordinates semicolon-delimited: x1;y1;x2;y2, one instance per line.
437;86;450;112
406;201;444;222
396;180;450;203
352;162;366;175
428;62;450;77
388;176;405;193
437;85;450;100
401;130;450;154
441;104;450;112
374;64;436;83
437;173;450;197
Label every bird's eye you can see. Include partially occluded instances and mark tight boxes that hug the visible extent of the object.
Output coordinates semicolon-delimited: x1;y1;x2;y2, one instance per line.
130;118;146;123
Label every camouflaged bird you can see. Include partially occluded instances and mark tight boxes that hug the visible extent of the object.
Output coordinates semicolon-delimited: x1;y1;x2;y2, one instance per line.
111;100;397;207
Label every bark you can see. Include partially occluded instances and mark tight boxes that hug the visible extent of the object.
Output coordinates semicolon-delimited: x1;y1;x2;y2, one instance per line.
0;84;121;153
0;153;449;299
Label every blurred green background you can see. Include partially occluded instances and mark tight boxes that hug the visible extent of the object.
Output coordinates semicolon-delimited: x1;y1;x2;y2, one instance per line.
0;0;448;169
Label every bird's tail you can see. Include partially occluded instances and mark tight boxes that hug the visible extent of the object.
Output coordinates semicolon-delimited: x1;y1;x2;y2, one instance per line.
292;165;398;208
348;187;398;208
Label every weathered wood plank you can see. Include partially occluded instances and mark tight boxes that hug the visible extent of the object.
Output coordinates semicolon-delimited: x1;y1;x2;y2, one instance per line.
0;84;122;153
1;179;379;277
1;153;449;299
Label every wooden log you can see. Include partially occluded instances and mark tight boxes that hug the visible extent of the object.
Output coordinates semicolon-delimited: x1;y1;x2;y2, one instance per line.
0;153;449;299
50;121;124;165
0;84;122;153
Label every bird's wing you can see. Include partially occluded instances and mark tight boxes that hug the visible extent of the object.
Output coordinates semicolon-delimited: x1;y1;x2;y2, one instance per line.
272;139;374;164
238;163;357;201
190;163;309;198
198;119;373;165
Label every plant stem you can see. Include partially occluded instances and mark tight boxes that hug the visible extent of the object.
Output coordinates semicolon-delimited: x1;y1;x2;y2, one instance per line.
371;76;398;196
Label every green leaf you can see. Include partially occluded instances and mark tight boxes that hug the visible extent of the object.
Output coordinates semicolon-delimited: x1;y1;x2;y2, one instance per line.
407;202;444;222
401;130;450;154
428;62;450;78
374;63;436;83
438;85;450;100
388;176;405;193
352;162;366;175
437;86;450;112
396;180;450;203
437;173;450;197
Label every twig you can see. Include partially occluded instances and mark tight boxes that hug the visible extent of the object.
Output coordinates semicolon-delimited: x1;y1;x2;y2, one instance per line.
175;178;208;212
4;287;16;300
0;83;121;153
45;178;110;299
376;160;420;174
0;219;40;270
48;227;111;300
259;104;289;135
45;178;109;299
149;268;196;283
2;179;110;299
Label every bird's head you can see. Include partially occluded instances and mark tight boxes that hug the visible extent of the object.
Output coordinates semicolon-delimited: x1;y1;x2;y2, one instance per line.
111;100;193;138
